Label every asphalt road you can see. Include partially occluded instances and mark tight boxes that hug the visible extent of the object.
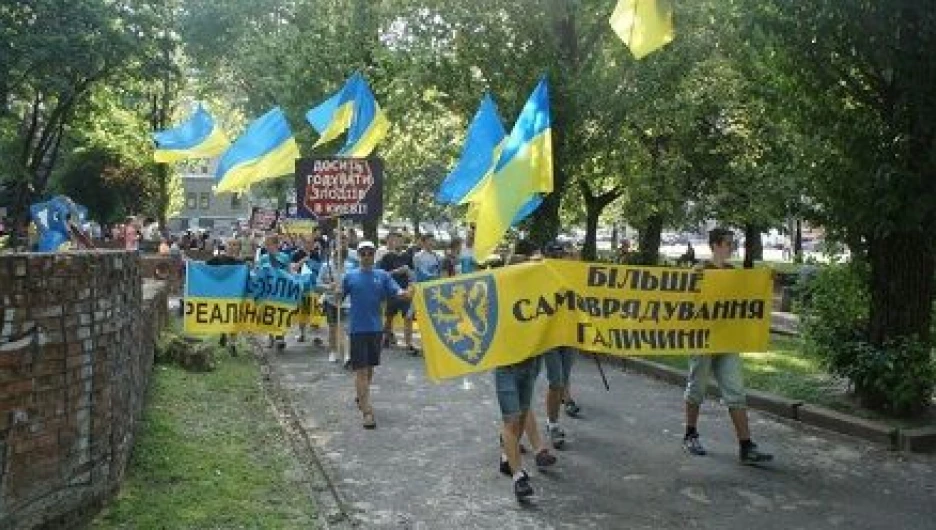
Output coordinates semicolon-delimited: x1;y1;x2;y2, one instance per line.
267;334;936;530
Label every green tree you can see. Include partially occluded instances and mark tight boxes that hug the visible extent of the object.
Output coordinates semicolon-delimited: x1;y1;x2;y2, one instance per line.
751;0;936;412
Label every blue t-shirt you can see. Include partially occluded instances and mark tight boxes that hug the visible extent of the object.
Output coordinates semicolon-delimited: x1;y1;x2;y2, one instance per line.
342;268;402;333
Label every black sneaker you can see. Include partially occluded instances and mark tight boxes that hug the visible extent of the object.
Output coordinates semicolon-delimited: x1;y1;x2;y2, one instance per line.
513;471;534;502
564;400;581;418
740;443;773;465
499;456;511;477
534;449;556;468
683;434;706;456
405;345;421;356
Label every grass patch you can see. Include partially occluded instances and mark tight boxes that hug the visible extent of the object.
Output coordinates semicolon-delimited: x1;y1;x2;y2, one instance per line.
644;335;841;406
642;335;936;427
92;348;317;529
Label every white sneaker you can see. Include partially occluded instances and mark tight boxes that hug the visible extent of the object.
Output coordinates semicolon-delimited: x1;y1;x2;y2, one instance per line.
328;351;338;363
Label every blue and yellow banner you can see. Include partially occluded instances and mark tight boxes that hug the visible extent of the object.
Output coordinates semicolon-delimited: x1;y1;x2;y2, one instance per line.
183;262;306;335
413;260;772;380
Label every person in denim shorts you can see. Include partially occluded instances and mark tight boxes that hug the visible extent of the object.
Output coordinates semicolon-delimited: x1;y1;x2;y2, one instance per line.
682;228;773;465
541;346;574;449
493;241;556;502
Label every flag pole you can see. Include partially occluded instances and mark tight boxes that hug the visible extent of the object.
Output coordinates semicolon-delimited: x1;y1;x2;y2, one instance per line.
335;216;344;362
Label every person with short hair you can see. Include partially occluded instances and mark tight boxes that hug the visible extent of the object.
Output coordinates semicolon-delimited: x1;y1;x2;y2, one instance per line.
494;240;556;502
337;241;411;429
682;227;774;464
377;232;415;350
317;245;350;364
441;237;463;277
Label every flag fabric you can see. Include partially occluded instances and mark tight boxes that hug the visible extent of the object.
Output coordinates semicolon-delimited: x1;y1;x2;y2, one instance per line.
306;73;389;157
153;104;230;163
340;75;390;157
436;94;507;205
609;0;675;60
472;77;553;258
306;76;358;148
215;107;300;193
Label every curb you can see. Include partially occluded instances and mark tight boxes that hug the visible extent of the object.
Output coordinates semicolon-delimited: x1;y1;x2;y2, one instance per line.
605;355;934;453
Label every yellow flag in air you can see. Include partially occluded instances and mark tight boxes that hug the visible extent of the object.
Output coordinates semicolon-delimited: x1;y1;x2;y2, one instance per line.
610;0;675;60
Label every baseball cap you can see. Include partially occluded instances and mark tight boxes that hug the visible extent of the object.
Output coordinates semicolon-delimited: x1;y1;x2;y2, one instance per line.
358;240;376;250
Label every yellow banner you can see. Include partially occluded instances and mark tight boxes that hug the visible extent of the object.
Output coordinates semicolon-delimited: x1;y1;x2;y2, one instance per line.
184;297;297;335
413;260;772;380
292;292;327;327
280;218;318;235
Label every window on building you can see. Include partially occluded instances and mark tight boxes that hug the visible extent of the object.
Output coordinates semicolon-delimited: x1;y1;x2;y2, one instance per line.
231;193;243;210
200;193;211;209
186;192;197;210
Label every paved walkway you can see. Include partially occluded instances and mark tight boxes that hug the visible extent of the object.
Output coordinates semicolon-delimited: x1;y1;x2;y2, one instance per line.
266;333;936;530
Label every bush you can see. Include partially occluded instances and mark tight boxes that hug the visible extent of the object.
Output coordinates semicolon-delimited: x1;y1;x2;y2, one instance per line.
800;261;935;416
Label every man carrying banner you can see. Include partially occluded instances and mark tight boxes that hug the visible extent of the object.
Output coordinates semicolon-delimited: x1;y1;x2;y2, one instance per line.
682;227;774;464
258;234;290;350
494;240;556;503
337;241;412;429
378;232;415;350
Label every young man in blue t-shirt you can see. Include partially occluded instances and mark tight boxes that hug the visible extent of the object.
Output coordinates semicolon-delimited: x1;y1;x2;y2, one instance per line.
338;240;412;429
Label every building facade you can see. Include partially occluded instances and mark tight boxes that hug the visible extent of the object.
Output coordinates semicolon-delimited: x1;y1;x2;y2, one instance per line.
167;162;251;236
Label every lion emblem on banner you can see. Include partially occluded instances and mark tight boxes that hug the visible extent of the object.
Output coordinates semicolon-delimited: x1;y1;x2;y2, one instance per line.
424;276;498;365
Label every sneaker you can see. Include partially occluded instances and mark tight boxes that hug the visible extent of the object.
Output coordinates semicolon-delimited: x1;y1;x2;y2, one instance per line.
683;433;706;456
295;334;306;342
499;456;511;477
405;345;421;356
546;424;566;450
343;359;353;370
534;449;556;468
740;442;773;465
328;351;338;363
513;471;534;502
312;337;324;346
563;400;581;418
362;411;376;429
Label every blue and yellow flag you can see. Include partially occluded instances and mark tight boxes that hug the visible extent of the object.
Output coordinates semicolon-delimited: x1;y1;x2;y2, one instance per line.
153;104;230;163
215;107;300;193
306;73;389;157
472;77;553;258
306;75;358;148
341;75;390;157
610;0;675;60
436;94;506;205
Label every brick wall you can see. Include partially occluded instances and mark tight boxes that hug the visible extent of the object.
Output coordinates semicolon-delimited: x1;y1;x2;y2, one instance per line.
0;251;167;529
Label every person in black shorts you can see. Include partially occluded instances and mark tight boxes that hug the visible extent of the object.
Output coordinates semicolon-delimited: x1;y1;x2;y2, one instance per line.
377;232;416;352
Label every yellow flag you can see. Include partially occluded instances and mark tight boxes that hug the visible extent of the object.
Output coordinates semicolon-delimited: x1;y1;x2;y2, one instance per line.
610;0;675;60
414;261;772;380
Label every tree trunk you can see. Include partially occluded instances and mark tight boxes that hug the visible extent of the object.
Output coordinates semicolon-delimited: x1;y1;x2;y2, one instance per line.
794;219;803;262
743;224;763;269
636;215;664;266
863;231;935;412
528;186;562;248
579;180;622;261
868;232;934;345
